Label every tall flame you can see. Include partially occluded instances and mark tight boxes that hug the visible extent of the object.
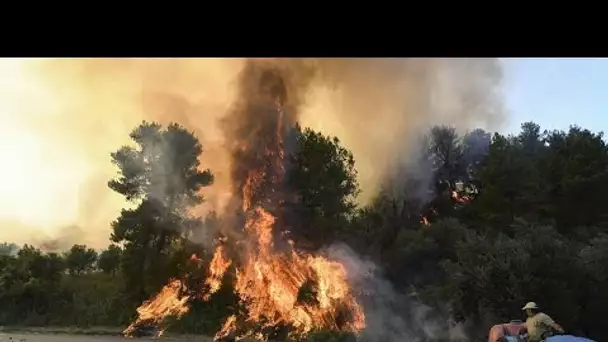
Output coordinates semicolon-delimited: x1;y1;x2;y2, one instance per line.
124;61;364;341
203;244;232;301
212;86;364;340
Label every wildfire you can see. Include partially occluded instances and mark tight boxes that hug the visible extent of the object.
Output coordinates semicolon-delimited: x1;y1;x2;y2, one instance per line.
215;315;237;341
451;190;471;204
223;206;365;338
124;66;365;341
123;279;190;337
420;216;430;226
190;253;203;264
202;244;232;301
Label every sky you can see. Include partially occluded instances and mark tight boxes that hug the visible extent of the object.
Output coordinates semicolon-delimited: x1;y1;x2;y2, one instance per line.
503;58;608;135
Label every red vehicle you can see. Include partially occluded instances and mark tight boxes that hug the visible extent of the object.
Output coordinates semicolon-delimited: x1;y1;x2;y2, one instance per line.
489;320;526;342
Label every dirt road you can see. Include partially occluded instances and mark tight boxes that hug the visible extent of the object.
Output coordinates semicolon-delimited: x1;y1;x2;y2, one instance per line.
0;333;207;342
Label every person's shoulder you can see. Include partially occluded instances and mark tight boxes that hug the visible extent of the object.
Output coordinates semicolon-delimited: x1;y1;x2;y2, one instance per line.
538;312;554;322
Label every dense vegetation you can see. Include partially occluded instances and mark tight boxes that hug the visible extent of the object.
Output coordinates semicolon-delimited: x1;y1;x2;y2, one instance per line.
1;121;608;341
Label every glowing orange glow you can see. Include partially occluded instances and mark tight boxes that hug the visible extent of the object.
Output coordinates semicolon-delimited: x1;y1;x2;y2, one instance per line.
451;190;471;204
123;279;190;337
190;254;203;264
215;314;237;340
202;244;232;301
421;216;430;226
211;99;364;340
126;94;365;341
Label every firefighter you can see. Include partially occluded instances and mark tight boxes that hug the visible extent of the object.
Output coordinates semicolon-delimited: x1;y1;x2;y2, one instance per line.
521;302;564;342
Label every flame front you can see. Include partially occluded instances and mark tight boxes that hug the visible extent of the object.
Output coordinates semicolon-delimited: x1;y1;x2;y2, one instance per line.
124;279;190;337
203;244;232;301
124;62;365;341
451;190;471;204
224;207;365;339
210;78;364;340
421;216;430;226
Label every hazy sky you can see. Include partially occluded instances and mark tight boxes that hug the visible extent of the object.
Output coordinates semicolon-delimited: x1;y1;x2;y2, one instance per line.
1;58;606;247
503;58;608;135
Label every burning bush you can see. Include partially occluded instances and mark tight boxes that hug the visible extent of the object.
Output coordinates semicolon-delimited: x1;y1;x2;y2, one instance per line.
124;60;365;341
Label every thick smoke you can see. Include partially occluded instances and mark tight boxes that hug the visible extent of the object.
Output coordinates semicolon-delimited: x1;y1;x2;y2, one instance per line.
299;58;503;203
327;243;468;342
221;59;306;209
0;58;503;248
213;59;321;255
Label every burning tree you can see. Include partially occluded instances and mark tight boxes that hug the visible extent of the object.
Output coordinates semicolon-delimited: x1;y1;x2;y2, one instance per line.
122;60;365;341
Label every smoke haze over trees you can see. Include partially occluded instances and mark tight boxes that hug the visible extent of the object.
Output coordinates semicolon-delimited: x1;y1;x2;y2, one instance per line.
0;58;504;247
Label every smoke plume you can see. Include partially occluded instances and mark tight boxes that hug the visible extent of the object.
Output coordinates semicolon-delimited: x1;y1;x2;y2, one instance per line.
0;58;503;248
221;59;311;210
298;58;504;203
327;243;468;342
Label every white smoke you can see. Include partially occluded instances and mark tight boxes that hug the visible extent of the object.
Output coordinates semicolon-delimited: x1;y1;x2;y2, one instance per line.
326;243;469;342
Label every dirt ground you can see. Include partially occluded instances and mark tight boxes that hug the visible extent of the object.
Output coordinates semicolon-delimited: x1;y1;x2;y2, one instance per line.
0;333;208;342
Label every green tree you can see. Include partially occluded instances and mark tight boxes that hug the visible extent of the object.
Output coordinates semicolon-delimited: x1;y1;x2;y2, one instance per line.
348;191;422;257
578;234;608;340
3;246;67;324
108;121;214;302
386;218;469;289
97;245;122;275
17;245;65;284
65;244;98;275
442;220;583;334
0;242;19;256
541;126;608;235
284;126;359;250
473;132;532;227
428;126;467;195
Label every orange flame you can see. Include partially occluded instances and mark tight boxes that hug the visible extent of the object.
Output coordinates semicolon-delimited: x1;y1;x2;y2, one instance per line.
210;98;364;340
451;190;471;204
215;314;237;340
190;253;203;264
125;77;364;341
202;244;232;301
421;216;430;226
224;206;365;339
123;279;189;337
